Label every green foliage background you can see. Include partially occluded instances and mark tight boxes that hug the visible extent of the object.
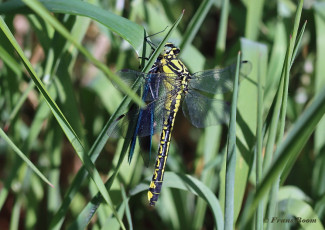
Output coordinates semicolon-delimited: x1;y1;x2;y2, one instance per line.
0;0;325;229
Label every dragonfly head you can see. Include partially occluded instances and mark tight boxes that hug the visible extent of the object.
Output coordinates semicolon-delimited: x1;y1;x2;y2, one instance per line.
164;43;180;57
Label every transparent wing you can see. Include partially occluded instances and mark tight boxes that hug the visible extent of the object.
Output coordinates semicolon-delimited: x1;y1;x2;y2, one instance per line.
117;69;182;102
189;60;252;94
116;69;146;87
118;81;180;166
117;72;182;137
115;69;186;164
182;90;230;128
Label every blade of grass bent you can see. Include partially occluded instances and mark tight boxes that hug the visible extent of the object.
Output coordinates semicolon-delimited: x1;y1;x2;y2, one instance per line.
0;15;126;230
0;128;53;187
224;52;241;230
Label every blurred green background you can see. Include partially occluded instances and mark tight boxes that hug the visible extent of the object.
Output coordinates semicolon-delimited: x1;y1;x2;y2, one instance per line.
0;0;325;229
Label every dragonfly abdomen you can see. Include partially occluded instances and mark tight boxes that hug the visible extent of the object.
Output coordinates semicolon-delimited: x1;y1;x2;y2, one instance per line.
148;94;182;206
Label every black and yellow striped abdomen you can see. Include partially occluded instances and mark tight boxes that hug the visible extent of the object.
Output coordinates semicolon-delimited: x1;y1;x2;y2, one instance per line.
148;92;182;206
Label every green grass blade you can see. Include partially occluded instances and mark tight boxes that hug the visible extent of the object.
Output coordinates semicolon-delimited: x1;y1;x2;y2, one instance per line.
255;54;264;230
278;186;311;202
46;122;63;216
6;81;34;128
224;52;241;230
277;0;304;143
278;20;307;183
314;2;325;158
179;0;214;51
264;20;287;109
0;128;53;187
245;0;265;40
313;3;325;203
10;196;22;230
121;185;133;230
0;14;125;230
67;176;116;229
0;45;22;76
215;0;229;62
290;20;307;67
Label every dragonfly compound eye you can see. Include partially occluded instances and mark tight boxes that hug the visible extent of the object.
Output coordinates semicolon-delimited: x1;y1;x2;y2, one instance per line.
164;43;180;56
171;48;180;56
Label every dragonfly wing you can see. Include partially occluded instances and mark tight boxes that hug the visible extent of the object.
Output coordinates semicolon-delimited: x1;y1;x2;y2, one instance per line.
137;73;181;135
124;97;158;164
115;71;180;164
182;90;230;128
118;101;160;165
115;69;146;89
189;61;252;94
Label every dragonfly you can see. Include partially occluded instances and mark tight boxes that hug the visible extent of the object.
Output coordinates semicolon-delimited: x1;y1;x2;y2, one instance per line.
117;43;251;206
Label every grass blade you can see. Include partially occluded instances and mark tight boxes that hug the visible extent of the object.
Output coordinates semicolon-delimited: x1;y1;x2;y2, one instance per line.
180;0;214;51
255;54;264;230
224;52;241;230
215;0;229;62
0;128;53;187
245;0;265;40
314;2;325;157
